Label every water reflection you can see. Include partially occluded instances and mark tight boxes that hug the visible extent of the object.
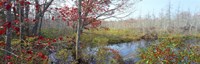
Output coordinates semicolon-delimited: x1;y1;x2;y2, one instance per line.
106;39;157;62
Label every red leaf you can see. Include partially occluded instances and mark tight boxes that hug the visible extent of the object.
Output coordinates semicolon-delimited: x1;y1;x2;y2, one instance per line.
0;28;6;35
25;1;31;5
14;20;19;24
53;39;56;42
19;1;25;6
27;50;33;54
52;16;55;21
33;19;36;22
38;36;44;40
5;3;12;10
26;56;32;61
5;55;12;60
0;2;3;7
57;16;61;18
3;22;11;28
35;4;40;12
59;37;63;41
37;52;47;60
24;18;29;22
37;52;43;57
11;26;19;33
13;7;16;13
62;18;66;21
41;55;47;60
48;42;51;46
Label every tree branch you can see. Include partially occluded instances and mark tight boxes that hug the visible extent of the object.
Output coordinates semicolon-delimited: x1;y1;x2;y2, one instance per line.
0;48;18;57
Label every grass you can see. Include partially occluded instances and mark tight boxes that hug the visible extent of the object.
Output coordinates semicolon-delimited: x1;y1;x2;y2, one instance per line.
82;28;142;44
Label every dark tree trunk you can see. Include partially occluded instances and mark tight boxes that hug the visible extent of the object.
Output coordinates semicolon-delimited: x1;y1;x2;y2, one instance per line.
5;0;12;63
19;3;25;42
32;16;40;35
38;14;44;35
32;0;54;36
25;1;30;36
32;0;40;35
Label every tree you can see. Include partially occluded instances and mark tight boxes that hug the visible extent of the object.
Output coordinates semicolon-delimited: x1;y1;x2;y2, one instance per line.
75;0;82;62
31;0;54;35
58;0;137;63
59;0;137;30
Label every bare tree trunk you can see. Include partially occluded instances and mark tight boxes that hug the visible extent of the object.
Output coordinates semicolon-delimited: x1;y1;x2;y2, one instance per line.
167;1;171;34
75;0;82;63
38;2;46;36
38;14;44;35
32;0;54;35
32;17;40;35
25;0;30;36
19;3;25;43
32;0;40;35
5;0;12;63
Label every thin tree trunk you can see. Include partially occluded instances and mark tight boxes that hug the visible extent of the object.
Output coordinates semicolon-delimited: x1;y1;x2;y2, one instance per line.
38;15;44;35
32;0;54;35
5;0;12;63
75;0;82;63
19;3;25;43
32;0;40;35
25;0;30;36
38;3;46;36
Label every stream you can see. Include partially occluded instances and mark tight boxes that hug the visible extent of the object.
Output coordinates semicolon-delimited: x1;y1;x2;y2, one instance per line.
107;39;158;63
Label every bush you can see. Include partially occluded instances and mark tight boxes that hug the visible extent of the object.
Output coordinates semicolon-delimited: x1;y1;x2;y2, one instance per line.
137;38;200;64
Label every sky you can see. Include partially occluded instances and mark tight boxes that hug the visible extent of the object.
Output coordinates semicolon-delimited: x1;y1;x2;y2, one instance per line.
55;0;200;20
125;0;200;19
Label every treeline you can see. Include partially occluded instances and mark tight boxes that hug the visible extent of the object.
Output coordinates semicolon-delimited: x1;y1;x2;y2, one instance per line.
102;10;200;35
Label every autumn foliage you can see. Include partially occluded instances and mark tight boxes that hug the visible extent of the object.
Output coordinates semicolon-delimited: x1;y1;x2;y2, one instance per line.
0;0;135;63
58;0;129;29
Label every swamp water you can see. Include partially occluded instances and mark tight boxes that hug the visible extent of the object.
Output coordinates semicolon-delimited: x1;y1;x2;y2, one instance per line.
49;39;200;64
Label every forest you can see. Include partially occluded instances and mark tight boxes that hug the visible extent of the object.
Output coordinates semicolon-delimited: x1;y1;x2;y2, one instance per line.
0;0;199;64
